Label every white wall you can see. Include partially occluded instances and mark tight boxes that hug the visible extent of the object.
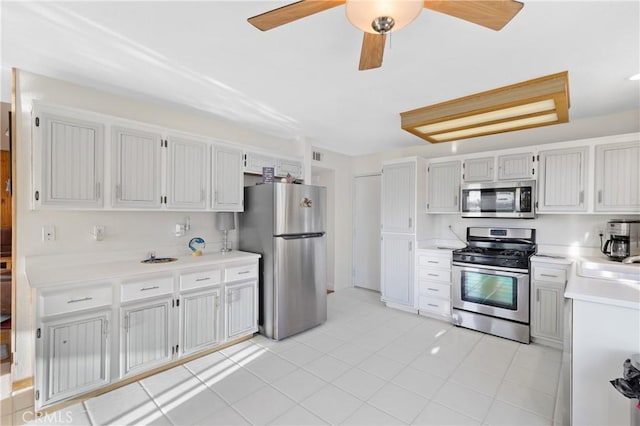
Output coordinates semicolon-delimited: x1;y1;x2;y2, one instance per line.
12;70;306;381
311;168;335;290
311;148;353;290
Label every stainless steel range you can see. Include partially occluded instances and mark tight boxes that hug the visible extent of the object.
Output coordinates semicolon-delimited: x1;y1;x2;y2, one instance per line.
451;227;536;343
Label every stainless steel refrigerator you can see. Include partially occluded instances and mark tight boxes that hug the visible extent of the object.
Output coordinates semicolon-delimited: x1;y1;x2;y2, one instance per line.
239;183;327;340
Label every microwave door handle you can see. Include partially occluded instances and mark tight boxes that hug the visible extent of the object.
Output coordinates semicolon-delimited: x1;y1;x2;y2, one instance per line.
515;187;521;212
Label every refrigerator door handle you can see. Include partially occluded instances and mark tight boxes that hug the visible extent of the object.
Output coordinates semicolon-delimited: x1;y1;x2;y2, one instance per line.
280;233;325;240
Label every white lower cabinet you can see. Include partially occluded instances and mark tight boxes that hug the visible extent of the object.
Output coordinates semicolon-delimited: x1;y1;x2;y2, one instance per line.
416;250;452;320
530;261;570;348
120;297;173;377
180;287;222;355
33;255;260;411
381;233;415;309
37;310;111;408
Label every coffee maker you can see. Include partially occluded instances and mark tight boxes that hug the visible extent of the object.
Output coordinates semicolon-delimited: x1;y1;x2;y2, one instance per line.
601;219;640;261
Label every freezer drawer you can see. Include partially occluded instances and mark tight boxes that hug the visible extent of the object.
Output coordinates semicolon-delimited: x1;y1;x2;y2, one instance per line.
269;234;327;340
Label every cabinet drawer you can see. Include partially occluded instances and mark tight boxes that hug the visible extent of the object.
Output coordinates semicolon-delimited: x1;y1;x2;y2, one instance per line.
419;282;451;299
225;264;258;282
121;276;173;303
533;267;566;283
418;296;451;316
42;284;112;317
418;268;451;282
180;269;222;291
417;255;450;269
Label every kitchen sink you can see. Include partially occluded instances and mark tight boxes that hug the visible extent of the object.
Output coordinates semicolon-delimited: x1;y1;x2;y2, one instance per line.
141;257;178;264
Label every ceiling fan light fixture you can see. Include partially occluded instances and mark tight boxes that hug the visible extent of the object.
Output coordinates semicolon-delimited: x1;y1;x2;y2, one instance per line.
400;71;570;143
346;0;423;34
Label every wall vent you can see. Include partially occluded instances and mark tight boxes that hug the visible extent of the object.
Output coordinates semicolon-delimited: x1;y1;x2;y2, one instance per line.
312;151;323;161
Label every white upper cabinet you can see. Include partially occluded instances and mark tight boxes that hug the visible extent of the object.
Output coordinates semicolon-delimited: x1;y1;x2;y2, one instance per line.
381;161;415;233
112;126;162;209
276;158;303;179
463;157;494;182
537;147;588;212
212;145;244;211
595;141;640;212
35;110;104;208
166;137;207;209
497;152;535;180
243;151;276;175
427;161;461;213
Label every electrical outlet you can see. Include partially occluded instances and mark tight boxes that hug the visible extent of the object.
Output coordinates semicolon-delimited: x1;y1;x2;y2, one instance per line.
42;225;55;242
93;225;105;241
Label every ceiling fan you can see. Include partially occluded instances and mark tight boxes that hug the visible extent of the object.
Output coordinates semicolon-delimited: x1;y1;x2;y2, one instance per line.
248;0;524;71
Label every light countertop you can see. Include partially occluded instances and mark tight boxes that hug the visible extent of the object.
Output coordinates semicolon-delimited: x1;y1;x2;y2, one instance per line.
26;250;261;288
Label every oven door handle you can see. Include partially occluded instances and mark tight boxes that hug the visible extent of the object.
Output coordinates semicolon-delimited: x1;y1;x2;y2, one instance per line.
452;261;529;276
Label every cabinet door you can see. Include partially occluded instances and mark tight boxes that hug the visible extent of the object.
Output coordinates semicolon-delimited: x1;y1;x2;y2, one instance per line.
381;161;415;233
39;311;110;407
531;282;563;343
276;158;303;179
213;146;244;211
538;147;588;212
37;112;104;208
244;151;276;174
167;137;207;209
381;234;414;307
121;299;172;377
180;288;221;355
225;281;258;339
112;126;162;208
463;157;494;182
497;152;534;180
595;141;640;212
427;161;460;213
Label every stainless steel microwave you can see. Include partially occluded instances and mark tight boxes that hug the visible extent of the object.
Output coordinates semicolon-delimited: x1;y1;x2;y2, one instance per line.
461;180;536;219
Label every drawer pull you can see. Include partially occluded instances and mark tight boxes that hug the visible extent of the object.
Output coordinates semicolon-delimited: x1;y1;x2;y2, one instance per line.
427;288;439;292
140;286;160;291
195;277;211;282
67;297;93;304
540;274;558;278
427;303;439;308
427;273;439;277
237;270;251;275
427;261;439;264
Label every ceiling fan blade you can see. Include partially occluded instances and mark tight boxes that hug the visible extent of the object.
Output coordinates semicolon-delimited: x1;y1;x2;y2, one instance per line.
248;0;345;31
424;0;524;30
359;32;386;71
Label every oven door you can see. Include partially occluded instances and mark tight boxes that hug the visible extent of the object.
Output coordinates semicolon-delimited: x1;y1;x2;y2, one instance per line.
452;263;529;323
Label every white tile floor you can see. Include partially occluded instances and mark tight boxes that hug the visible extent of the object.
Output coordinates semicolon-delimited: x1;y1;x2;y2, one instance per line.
30;288;562;425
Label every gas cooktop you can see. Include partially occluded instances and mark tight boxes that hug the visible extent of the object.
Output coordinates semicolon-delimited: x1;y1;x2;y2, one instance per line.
452;227;536;270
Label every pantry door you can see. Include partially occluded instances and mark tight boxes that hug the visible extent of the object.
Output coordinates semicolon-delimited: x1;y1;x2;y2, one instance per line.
353;174;381;292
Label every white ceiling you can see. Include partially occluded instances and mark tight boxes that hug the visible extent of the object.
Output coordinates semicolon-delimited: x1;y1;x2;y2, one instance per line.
1;1;639;156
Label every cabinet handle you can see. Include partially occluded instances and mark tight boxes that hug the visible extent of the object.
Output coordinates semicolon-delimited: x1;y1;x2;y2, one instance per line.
427;303;439;308
214;190;218;202
579;190;584;204
116;184;122;199
427;260;439;264
453;195;458;206
67;297;92;304
215;296;219;308
95;182;101;199
427;288;439;292
408;217;412;228
540;274;557;278
598;190;602;203
427;273;439;277
195;277;211;282
201;188;205;202
124;315;129;332
140;286;160;291
238;270;251;275
536;288;540;302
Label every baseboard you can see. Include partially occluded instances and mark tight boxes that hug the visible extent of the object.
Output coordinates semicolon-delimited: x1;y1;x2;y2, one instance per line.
13;377;33;392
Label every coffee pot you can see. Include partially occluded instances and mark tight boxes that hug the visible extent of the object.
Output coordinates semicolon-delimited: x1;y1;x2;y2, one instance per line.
601;220;640;261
